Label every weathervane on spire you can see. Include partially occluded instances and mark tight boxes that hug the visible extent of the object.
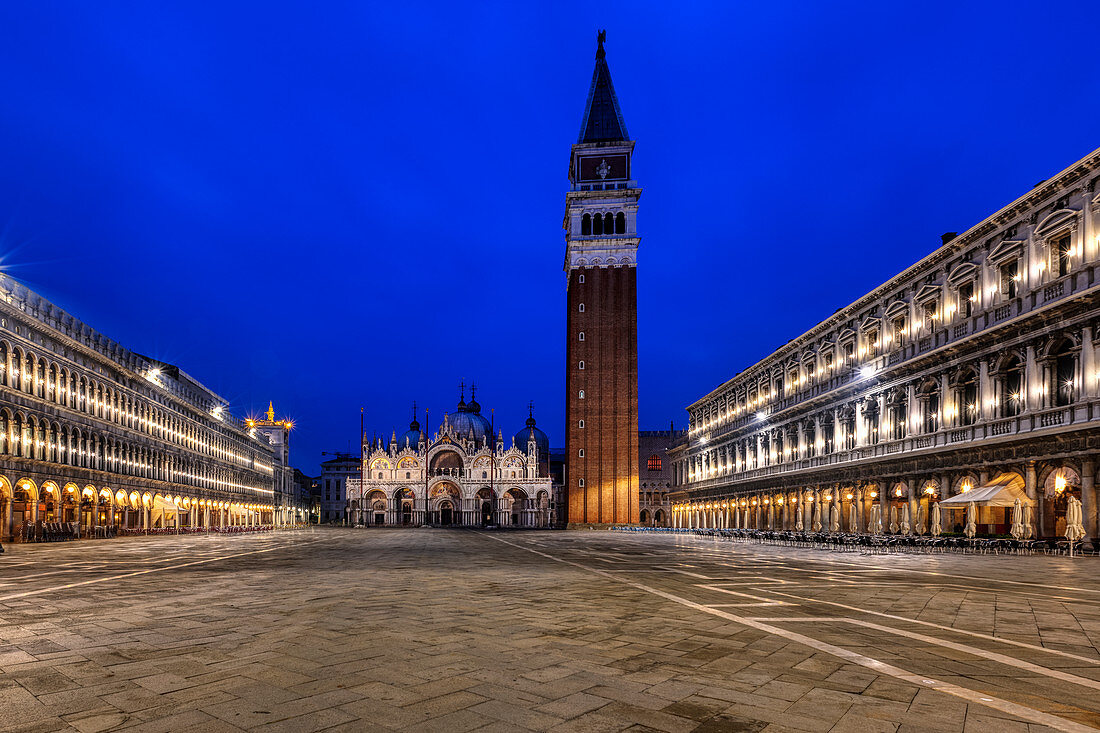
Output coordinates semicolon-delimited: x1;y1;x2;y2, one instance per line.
596;29;606;59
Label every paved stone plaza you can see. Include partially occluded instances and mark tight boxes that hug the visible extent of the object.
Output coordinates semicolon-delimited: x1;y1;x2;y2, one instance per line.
2;529;1100;733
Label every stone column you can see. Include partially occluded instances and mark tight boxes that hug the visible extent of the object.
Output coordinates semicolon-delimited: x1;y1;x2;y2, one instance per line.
1026;344;1039;411
3;496;12;542
908;480;919;535
1082;327;1096;399
979;360;991;421
878;483;888;532
854;488;863;532
1025;461;1039;537
1082;456;1097;542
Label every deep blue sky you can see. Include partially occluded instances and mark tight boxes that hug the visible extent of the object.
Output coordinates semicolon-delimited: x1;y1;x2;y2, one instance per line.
1;2;1098;475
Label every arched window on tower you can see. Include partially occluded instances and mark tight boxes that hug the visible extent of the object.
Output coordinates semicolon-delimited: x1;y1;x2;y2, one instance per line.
604;213;614;233
581;213;591;235
593;213;603;235
615;212;625;234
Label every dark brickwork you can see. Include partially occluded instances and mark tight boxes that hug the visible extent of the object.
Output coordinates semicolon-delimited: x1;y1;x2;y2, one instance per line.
566;266;639;524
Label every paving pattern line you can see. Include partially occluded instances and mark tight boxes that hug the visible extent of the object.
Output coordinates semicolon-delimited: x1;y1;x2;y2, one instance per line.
0;537;327;603
742;614;1100;692
765;588;1100;665
689;536;1100;595
483;532;1100;733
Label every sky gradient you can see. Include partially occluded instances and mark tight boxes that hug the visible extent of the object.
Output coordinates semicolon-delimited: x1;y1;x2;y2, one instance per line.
1;2;1098;474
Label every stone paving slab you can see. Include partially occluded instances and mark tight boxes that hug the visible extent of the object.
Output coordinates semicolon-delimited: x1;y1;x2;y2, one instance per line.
1;529;1100;732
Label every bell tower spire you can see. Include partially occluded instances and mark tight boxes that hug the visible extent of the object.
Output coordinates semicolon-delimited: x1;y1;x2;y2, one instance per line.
564;31;640;527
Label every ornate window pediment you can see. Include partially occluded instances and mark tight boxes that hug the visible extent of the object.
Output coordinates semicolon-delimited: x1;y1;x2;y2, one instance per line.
914;284;941;304
1034;208;1079;237
947;262;979;285
836;328;855;343
884;300;908;318
988;239;1024;264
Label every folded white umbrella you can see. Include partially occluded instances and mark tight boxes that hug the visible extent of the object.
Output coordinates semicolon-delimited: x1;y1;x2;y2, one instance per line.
830;502;840;532
889;504;899;534
811;501;821;532
1066;496;1086;556
768;503;774;530
1010;498;1024;540
931;502;942;537
849;502;858;533
743;507;749;529
965;501;977;539
915;503;926;536
795;504;804;532
900;503;911;535
1023;503;1034;539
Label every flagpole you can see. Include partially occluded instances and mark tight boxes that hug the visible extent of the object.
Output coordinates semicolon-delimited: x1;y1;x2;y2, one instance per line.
360;407;365;527
424;407;430;527
489;408;495;528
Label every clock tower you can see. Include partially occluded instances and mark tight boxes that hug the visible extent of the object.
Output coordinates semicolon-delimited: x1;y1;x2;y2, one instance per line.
564;31;640;526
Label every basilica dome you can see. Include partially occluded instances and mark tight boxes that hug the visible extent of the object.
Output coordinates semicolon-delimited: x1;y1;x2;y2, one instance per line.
398;420;422;451
513;414;549;458
449;395;492;444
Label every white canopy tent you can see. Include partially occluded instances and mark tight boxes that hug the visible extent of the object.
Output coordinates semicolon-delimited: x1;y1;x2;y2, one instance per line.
938;474;1033;508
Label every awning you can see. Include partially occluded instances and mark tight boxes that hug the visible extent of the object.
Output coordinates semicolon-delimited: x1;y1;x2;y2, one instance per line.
152;497;179;514
938;474;1033;507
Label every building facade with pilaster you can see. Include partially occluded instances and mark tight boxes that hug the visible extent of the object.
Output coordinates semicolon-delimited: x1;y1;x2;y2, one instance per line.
0;273;303;542
669;146;1100;543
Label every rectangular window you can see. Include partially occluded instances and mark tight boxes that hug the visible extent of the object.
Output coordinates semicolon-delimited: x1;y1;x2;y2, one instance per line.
892;316;905;343
922;301;937;330
1000;261;1018;298
959;282;974;318
1054;234;1072;277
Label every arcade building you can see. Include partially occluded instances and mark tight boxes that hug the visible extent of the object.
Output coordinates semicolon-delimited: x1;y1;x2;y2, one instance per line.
0;274;306;542
670;145;1100;542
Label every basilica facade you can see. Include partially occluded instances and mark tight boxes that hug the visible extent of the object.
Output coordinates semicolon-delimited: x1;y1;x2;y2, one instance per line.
346;392;555;527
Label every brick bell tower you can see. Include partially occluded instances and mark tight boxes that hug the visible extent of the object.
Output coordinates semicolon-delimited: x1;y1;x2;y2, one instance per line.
564;31;640;526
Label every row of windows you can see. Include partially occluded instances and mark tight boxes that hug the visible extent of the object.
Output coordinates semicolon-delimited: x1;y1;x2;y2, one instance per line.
580;212;627;236
0;341;260;470
680;338;1081;483
0;408;272;494
688;212;1092;434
